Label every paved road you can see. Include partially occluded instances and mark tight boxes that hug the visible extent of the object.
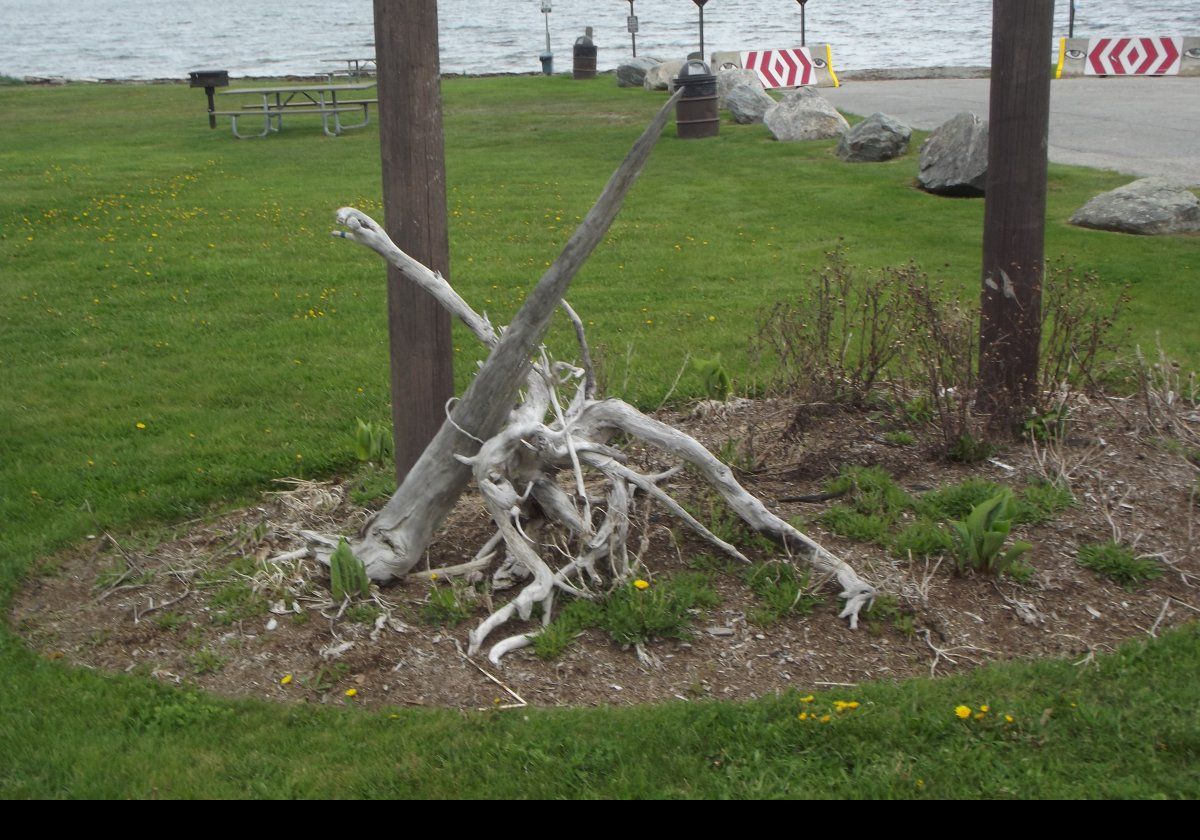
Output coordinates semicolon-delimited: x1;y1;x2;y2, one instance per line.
824;77;1200;185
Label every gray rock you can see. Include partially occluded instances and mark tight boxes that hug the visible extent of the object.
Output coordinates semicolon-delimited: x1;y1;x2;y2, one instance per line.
616;57;659;88
717;68;764;106
836;112;912;162
918;112;989;196
1070;177;1200;235
643;59;684;91
726;83;776;124
763;87;850;141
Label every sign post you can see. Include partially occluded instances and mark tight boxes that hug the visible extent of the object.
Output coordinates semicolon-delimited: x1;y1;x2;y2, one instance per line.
797;0;809;47
627;0;638;57
691;0;709;59
540;1;554;74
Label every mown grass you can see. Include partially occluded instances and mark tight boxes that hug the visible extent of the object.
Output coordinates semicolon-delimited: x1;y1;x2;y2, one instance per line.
2;75;1198;798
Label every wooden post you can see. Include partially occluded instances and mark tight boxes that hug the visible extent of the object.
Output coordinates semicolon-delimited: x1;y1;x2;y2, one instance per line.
978;0;1054;425
373;0;455;482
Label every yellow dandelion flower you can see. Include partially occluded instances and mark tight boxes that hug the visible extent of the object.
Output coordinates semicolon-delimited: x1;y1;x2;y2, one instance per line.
955;705;972;719
280;674;292;686
344;688;358;698
1005;715;1014;724
819;714;832;723
135;422;146;430
633;579;650;590
800;694;814;703
980;704;989;713
846;701;860;710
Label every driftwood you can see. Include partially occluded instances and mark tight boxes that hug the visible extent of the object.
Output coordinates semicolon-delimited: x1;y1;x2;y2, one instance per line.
308;92;875;664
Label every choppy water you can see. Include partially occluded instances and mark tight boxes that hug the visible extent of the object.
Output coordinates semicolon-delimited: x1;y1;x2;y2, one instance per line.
2;0;1196;80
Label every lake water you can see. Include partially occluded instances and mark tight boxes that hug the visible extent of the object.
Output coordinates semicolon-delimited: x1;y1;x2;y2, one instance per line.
2;0;1196;80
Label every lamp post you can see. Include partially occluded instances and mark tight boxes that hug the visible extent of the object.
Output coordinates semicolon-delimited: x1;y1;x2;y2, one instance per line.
796;0;809;47
540;1;553;74
626;0;638;57
691;0;709;60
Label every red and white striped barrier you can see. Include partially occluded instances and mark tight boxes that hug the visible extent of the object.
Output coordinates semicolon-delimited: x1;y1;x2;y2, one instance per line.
1057;36;1200;78
711;44;840;88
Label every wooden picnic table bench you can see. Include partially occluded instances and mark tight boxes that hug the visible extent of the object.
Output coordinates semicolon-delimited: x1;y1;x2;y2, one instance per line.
215;82;377;138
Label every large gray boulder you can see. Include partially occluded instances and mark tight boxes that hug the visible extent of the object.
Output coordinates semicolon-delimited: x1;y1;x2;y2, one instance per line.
1070;178;1200;235
616;57;659;88
726;83;776;124
836;112;912;163
763;87;849;141
918;112;988;196
643;59;685;91
717;68;764;106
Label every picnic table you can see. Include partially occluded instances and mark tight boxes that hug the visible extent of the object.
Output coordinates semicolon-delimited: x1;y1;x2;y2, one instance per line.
324;57;377;81
213;82;377;138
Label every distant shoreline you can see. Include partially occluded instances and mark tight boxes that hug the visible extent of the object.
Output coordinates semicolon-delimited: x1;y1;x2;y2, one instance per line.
13;65;993;86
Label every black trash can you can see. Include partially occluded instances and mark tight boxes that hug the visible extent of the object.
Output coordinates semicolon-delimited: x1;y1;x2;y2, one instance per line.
674;60;718;139
573;35;597;80
189;69;230;129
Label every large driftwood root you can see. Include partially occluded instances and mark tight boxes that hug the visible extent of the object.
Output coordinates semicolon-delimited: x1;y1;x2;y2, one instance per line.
299;94;875;663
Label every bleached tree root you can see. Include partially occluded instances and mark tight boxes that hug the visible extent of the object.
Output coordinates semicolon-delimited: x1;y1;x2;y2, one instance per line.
300;91;875;664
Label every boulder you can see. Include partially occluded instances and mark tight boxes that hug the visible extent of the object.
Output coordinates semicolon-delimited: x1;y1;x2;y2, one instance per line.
643;59;685;91
1069;177;1200;235
836;112;912;162
763;87;850;141
725;84;776;124
918;112;988;196
717;68;764;106
616;57;659;88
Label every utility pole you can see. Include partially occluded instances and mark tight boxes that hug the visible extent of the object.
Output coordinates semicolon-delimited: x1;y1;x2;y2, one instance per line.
373;0;455;482
978;0;1054;425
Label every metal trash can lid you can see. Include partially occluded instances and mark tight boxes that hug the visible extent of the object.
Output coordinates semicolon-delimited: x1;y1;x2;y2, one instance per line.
574;35;594;47
675;60;714;82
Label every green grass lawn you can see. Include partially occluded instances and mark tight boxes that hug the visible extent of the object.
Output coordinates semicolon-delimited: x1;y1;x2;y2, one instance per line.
1;75;1197;798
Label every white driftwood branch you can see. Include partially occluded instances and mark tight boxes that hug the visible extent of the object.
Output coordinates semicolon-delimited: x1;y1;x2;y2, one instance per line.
312;87;875;663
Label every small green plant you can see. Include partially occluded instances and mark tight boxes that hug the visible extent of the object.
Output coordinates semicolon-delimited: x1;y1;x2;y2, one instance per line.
153;611;188;631
598;574;719;646
883;430;915;446
354;418;393;464
1013;480;1074;525
917;478;1004;521
865;595;916;638
348;466;397;506
1022;408;1069;442
533;599;604;660
420;582;476;626
743;561;820;626
188;648;226;675
825;465;913;516
693;354;732;401
344;602;382;625
306;662;350;693
817;505;891;544
329;538;371;601
947;434;995;464
1076;541;1162;590
947;489;1031;576
901;395;936;425
209;580;268;626
893;520;953;558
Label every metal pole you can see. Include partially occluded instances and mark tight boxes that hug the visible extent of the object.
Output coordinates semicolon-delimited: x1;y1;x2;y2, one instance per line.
699;7;705;58
1068;0;1075;39
373;0;455;482
801;1;807;47
544;12;551;53
978;0;1054;424
629;1;636;57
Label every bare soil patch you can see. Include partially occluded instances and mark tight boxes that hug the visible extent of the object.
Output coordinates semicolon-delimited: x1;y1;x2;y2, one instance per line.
12;396;1199;710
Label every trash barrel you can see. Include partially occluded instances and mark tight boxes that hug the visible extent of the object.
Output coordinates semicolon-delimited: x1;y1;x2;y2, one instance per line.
573;35;597;80
674;60;718;139
188;69;230;129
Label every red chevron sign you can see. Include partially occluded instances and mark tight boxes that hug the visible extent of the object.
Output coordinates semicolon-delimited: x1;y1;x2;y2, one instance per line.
741;47;814;88
1085;36;1182;75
